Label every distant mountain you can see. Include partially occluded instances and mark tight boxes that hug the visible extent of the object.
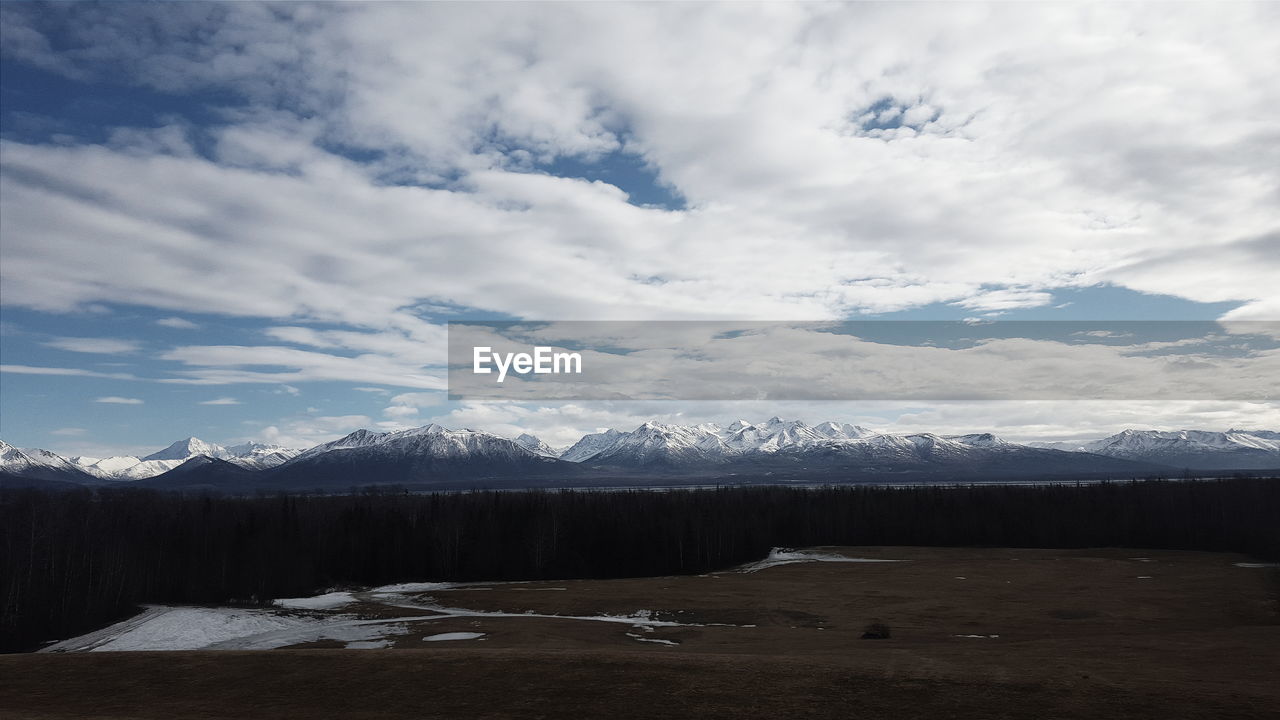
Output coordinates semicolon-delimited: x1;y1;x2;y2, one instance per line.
0;441;97;486
68;438;302;479
4;423;1276;491
560;429;627;463
142;437;233;462
223;442;302;470
137;456;262;491
563;418;875;466
555;419;1156;478
513;433;561;458
253;424;567;490
1079;430;1280;470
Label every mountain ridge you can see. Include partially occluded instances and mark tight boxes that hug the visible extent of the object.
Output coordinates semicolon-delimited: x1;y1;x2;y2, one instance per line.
5;425;1278;490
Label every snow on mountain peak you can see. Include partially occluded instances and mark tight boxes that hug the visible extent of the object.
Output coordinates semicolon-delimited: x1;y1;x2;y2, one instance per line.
514;433;560;458
142;437;231;462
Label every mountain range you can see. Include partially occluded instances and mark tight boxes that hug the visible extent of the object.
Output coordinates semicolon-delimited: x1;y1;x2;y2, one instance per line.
3;422;1277;492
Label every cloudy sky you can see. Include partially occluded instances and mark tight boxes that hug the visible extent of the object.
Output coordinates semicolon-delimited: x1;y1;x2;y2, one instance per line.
1;2;1277;456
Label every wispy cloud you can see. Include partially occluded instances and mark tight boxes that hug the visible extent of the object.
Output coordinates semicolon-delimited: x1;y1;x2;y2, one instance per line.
44;337;140;354
156;317;200;330
50;427;87;436
158;345;444;389
95;396;143;405
198;397;241;405
1;365;136;379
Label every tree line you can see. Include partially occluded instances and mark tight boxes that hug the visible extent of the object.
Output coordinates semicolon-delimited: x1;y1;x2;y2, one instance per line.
2;478;1278;652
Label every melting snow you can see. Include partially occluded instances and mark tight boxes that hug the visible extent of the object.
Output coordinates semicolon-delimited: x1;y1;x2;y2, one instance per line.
346;640;390;649
739;548;903;573
40;606;423;652
273;591;356;610
626;632;678;646
42;607;318;652
424;632;485;642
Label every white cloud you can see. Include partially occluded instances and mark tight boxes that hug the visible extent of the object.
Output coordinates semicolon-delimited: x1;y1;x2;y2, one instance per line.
1;365;136;379
156;317;200;329
254;414;372;449
50;427;87;436
198;397;241;405
0;3;1274;331
44;337;141;354
1;3;1277;440
95;396;143;405
157;345;444;389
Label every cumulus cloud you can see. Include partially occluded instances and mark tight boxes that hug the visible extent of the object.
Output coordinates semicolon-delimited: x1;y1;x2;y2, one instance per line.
255;414;373;450
1;3;1277;439
1;3;1275;330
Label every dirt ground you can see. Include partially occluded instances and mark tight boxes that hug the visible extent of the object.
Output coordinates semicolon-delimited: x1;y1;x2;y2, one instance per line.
3;547;1279;719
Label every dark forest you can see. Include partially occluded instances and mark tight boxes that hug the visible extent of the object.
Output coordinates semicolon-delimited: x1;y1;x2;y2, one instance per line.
3;478;1278;653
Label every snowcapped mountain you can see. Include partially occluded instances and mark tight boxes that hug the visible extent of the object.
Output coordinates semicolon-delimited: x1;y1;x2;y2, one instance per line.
86;458;187;481
224;442;302;470
564;418;879;466
64;438;301;480
554;419;1166;476
0;440;95;484
286;424;545;465
576;421;730;466
561;429;628;463
514;433;561;458
143;438;233;462
254;424;565;490
1078;430;1280;470
5;423;1277;490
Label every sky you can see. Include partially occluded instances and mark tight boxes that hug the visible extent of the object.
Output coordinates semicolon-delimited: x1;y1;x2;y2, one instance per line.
1;2;1277;457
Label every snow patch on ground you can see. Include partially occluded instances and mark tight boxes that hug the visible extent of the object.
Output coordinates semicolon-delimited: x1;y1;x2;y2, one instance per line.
424;632;485;642
41;605;428;652
626;632;678;646
42;607;319;652
212;620;410;650
345;640;391;649
739;547;903;573
1234;562;1280;568
273;591;356;610
370;581;459;593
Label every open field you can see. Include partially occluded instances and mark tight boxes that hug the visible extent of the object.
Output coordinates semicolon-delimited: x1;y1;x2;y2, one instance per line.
3;547;1279;719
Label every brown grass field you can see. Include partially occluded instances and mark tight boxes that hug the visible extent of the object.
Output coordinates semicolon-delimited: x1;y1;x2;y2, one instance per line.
3;547;1278;719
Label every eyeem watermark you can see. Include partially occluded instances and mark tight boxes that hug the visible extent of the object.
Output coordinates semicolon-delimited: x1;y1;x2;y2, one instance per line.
473;346;583;383
448;320;1280;401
